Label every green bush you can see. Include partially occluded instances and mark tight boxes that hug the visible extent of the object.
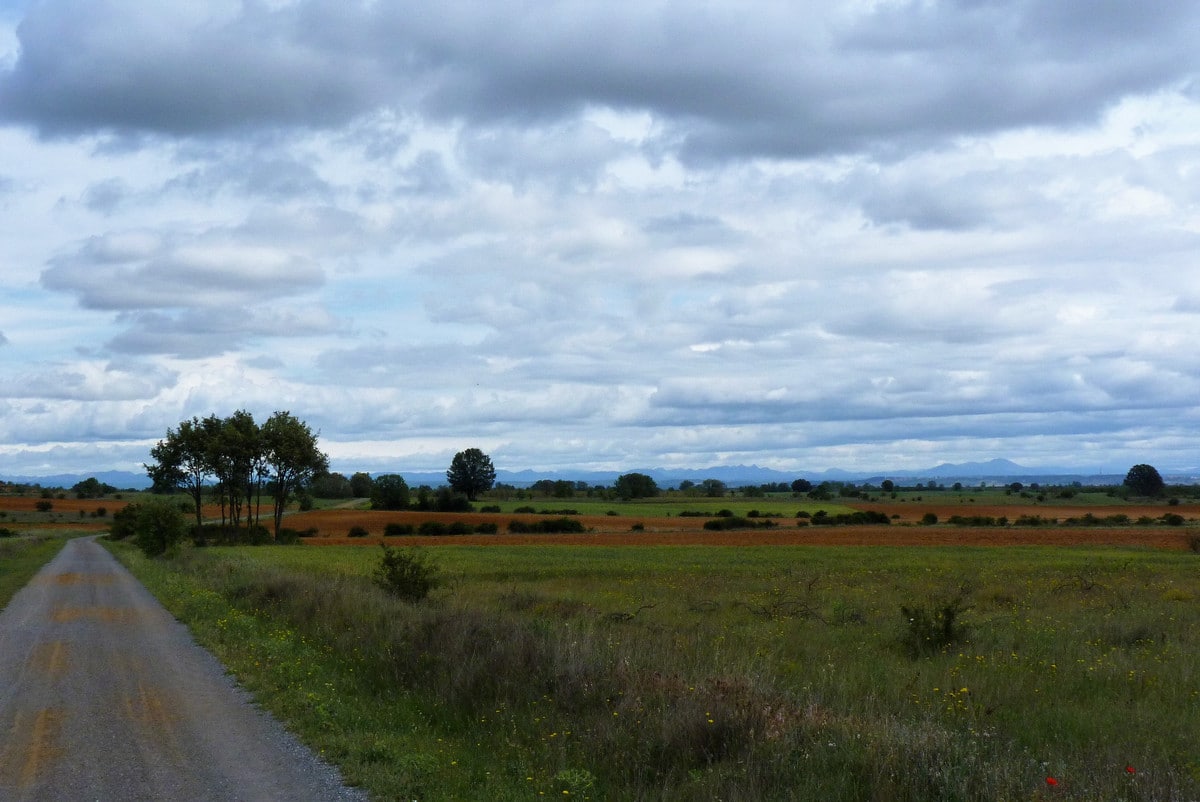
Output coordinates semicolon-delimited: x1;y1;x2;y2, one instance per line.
507;517;586;534
384;522;414;536
474;522;499;534
348;526;370;538
125;499;188;557
418;521;448;536
373;544;440;602
899;589;971;659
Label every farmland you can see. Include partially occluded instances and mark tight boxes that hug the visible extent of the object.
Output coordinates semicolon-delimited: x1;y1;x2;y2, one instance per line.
7;483;1200;799
96;487;1200;801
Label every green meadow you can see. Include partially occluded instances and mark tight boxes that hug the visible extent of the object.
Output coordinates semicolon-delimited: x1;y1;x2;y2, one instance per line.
107;539;1200;801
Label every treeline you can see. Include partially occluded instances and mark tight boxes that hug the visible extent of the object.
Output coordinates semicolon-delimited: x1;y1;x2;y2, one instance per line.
146;410;327;540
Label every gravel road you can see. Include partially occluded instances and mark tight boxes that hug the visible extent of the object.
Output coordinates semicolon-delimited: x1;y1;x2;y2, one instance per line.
0;537;368;801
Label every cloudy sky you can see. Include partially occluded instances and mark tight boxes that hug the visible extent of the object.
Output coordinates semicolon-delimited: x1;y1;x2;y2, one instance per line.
2;0;1200;480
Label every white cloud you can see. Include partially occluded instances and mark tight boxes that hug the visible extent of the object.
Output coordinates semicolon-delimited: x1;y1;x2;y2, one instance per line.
2;0;1200;478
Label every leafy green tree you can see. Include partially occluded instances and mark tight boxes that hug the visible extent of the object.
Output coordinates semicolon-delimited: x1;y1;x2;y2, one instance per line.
1124;463;1165;497
446;448;496;501
262;411;329;540
311;471;353;499
614;472;659;500
350;471;375;498
371;474;411;510
146;417;211;530
791;478;813;494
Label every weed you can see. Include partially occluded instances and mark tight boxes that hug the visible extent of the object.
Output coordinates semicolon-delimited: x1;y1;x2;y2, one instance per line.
899;586;971;658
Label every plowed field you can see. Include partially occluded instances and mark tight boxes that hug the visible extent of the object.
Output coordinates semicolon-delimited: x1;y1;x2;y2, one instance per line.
287;502;1200;549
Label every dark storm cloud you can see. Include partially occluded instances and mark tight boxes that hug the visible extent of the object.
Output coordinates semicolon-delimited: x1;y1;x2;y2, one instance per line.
3;1;1198;160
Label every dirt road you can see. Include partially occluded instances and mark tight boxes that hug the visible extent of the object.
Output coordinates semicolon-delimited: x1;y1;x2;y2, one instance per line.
0;537;367;801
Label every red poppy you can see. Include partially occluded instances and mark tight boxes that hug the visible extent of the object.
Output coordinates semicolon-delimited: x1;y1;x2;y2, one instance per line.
1046;777;1058;786
1125;765;1136;775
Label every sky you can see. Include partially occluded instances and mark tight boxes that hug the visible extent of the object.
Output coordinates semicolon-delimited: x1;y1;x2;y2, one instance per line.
2;0;1200;480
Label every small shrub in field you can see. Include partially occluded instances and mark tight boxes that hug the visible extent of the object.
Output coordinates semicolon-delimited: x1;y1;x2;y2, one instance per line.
899;589;971;659
275;527;315;544
480;505;502;513
631;523;644;531
347;525;370;538
447;521;473;535
1161;513;1185;527
35;500;53;512
418;521;448;536
921;512;938;525
513;505;537;514
384;522;414;536
507;517;586;534
474;522;498;534
373;544;440;602
0;527;15;538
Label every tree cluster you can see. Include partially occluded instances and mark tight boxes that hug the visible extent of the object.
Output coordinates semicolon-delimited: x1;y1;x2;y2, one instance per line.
146;410;328;540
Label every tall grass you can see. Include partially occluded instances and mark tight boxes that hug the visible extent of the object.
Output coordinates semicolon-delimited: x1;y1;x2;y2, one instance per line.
111;542;1200;800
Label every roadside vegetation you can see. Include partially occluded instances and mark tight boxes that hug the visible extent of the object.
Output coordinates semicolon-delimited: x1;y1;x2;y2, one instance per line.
108;539;1200;801
0;531;72;609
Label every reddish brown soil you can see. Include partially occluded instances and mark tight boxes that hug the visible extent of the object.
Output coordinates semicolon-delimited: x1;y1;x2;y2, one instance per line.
288;505;1200;550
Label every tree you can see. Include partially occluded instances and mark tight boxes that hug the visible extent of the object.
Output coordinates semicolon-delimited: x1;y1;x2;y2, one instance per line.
350;472;375;498
371;474;411;510
791;478;813;494
262;411;329;540
1124;463;1165;497
446;448;496;501
146;416;211;530
880;479;894;493
614;472;659;500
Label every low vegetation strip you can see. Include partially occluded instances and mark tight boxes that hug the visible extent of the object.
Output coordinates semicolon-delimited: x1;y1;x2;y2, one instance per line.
0;532;71;609
109;540;1200;801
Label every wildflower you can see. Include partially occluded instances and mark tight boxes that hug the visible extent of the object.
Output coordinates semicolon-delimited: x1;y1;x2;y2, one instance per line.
1125;765;1136;775
1046;777;1058;787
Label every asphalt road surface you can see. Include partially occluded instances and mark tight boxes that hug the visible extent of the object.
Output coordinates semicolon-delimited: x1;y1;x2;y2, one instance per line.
0;537;368;801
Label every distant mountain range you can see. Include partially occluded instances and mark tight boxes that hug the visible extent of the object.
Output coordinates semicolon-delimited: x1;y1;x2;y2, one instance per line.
3;458;1164;491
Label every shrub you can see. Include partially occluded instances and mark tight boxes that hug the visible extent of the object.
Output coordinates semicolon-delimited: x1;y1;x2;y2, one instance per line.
702;516;777;531
514;505;537;514
447;521;473;535
899;589;972;659
276;527;317;543
35;500;53;512
372;544;440;602
126;499;188;557
480;505;502;513
474;522;499;534
920;512;938;525
0;527;16;537
384;522;415;536
507;517;586;534
348;526;370;538
1161;513;1185;527
418;521;449;536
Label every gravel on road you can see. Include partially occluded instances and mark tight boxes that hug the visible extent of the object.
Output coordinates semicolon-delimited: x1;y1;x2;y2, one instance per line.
0;536;369;801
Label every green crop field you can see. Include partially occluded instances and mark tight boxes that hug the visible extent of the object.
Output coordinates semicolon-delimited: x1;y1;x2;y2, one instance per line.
109;538;1200;801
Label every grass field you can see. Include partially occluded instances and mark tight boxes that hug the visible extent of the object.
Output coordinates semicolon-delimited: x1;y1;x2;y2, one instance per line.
108;537;1200;801
0;532;73;608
